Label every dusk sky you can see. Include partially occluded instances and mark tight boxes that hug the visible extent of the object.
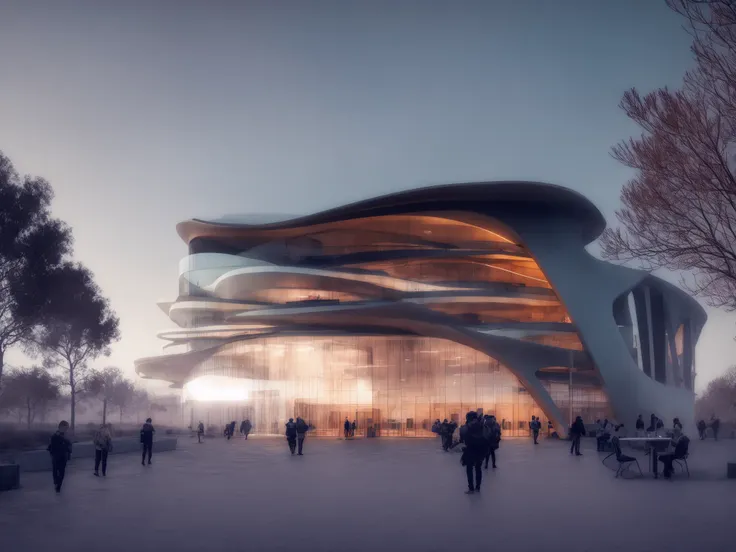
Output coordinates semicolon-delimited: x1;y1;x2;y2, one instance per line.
1;0;732;393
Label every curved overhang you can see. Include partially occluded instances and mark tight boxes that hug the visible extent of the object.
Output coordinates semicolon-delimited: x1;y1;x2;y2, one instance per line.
177;181;606;245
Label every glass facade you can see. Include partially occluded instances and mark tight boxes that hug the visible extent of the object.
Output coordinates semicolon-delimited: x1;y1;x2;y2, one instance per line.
183;334;610;437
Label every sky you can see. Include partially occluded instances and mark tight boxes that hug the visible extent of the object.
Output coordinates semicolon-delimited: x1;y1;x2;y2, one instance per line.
0;0;733;394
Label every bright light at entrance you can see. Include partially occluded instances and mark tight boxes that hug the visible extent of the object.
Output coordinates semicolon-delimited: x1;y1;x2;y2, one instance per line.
183;376;250;402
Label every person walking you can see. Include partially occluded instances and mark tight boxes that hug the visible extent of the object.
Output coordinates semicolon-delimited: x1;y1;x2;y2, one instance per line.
243;419;252;440
47;420;72;493
440;419;451;451
296;417;309;455
140;418;155;465
710;415;720;441
483;415;501;469
239;420;246;437
344;417;351;439
595;419;606;452
93;423;113;477
530;416;541;444
285;418;297;454
569;416;586;456
697;419;707;440
197;421;205;443
457;412;486;494
351;420;357;438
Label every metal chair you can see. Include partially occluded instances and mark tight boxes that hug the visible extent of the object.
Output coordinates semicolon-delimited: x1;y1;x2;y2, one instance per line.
674;453;690;477
612;436;643;478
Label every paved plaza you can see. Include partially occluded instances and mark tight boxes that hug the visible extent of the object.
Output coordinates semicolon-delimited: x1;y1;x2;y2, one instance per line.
1;435;735;552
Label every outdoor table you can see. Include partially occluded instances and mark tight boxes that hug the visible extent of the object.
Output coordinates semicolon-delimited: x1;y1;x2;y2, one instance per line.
618;437;672;478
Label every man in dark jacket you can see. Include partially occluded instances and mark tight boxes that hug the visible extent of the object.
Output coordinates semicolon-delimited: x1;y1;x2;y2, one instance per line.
343;418;351;439
285;418;297;454
483;415;501;469
458;412;486;494
296;417;309;455
140;418;155;465
243;419;252;440
569;416;586;456
48;420;72;493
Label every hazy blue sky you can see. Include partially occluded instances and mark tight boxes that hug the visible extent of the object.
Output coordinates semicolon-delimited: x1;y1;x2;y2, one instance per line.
1;0;732;393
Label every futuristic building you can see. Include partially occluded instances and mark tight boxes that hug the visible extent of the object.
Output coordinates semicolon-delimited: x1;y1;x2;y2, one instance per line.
135;182;706;437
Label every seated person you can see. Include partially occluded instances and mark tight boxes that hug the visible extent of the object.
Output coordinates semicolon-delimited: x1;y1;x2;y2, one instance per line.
658;428;689;479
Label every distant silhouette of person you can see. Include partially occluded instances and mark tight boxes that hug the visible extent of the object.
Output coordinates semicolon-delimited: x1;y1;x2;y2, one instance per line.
243;419;252;440
673;418;683;431
530;416;541;444
351;420;357;438
647;414;657;433
636;414;645;436
285;418;297;454
344;418;350;439
239;420;246;436
457;411;486;494
227;421;236;440
710;415;720;441
483;415;501;469
569;416;586;456
547;419;553;436
140;418;155;465
197;421;205;443
93;423;113;477
697;419;707;440
47;420;72;493
296;417;309;455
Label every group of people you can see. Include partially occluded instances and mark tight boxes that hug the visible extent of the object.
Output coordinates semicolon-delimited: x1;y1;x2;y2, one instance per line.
46;417;156;493
285;417;310;455
219;419;253;441
452;412;502;493
696;416;721;440
432;418;458;451
344;418;357;439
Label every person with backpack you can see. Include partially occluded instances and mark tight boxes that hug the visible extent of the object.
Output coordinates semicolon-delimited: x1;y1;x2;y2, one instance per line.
285;418;297;454
295;417;309;455
457;411;486;494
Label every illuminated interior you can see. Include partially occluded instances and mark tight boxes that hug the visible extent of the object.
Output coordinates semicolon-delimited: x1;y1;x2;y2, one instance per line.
140;208;614;437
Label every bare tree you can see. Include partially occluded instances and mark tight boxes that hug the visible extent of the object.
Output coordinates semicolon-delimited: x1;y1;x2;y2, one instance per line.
695;365;736;422
86;366;124;425
601;1;736;311
111;379;135;423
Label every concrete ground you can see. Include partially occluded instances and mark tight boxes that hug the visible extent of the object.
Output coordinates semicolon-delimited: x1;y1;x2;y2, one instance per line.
1;435;734;552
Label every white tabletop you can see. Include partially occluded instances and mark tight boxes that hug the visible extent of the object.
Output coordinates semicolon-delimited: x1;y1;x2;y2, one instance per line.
618;437;671;441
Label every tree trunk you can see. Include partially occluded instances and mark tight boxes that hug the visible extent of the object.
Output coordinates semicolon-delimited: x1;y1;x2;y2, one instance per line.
70;387;76;432
0;345;4;389
119;407;123;423
27;397;32;430
69;362;76;432
102;399;107;425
